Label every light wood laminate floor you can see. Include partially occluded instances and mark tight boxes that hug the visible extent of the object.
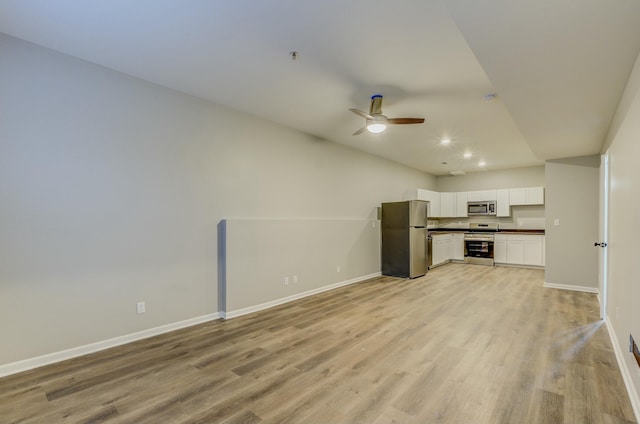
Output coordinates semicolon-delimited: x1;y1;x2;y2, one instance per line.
1;264;636;423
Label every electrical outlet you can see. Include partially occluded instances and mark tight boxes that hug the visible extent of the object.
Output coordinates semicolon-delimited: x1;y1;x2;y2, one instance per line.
284;277;289;286
292;275;298;284
554;218;560;226
372;221;376;228
336;265;341;273
136;301;146;314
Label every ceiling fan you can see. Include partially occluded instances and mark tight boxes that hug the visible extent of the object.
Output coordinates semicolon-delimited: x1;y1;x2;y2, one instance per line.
350;94;425;135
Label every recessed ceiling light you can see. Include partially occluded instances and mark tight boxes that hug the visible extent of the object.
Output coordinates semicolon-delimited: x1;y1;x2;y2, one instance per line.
478;160;486;167
463;152;472;159
441;138;451;145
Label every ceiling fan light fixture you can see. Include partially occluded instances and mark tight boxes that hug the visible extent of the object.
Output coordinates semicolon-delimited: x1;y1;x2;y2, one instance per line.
350;94;424;136
367;122;387;133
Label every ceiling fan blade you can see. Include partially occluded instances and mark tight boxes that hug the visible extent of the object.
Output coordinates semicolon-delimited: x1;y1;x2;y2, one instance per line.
387;118;425;125
352;127;367;136
350;108;374;120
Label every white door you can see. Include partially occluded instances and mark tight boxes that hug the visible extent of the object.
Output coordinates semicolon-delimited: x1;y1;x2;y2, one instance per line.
598;152;610;320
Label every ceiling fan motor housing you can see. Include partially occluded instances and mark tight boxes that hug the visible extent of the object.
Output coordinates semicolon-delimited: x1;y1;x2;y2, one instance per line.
370;94;384;115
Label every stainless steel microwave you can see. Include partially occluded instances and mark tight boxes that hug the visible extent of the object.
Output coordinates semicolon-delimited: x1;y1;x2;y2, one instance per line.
467;201;496;216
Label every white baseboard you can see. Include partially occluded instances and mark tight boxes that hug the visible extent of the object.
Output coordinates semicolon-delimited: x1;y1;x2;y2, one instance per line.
606;317;640;422
543;281;599;294
222;272;381;320
1;272;382;376
495;263;544;270
0;312;220;378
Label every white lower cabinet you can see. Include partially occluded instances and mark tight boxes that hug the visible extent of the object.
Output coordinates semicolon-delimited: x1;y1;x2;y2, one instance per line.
507;238;525;264
452;233;464;261
494;234;544;267
432;234;453;266
494;234;507;263
524;235;544;265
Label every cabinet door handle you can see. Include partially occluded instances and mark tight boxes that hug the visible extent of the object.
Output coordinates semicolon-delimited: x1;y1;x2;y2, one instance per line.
594;242;608;247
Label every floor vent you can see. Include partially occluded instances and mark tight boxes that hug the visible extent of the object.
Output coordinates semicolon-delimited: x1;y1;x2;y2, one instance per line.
630;334;640;368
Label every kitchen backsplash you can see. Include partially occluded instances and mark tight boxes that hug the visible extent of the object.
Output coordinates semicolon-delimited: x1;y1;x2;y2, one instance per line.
515;218;545;229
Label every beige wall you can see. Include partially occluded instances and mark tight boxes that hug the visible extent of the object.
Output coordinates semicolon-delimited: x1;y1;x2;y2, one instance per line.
222;218;380;316
544;156;600;289
436;165;545;192
0;34;433;367
605;49;640;412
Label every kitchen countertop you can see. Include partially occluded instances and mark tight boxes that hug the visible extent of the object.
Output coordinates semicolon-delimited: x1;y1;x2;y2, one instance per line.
428;229;466;235
496;229;545;234
427;228;545;234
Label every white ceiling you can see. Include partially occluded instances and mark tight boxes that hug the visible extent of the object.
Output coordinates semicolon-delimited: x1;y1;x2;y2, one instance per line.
1;0;640;175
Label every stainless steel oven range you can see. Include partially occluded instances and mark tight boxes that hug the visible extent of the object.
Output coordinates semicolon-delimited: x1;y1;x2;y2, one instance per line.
464;223;499;266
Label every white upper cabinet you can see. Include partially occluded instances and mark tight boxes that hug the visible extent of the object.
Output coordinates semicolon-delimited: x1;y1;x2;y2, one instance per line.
496;189;510;217
404;188;428;201
508;188;526;205
406;186;543;218
467;190;482;202
439;191;470;217
481;190;497;201
440;192;456;217
468;190;497;201
424;190;441;218
403;189;441;217
455;192;468;217
509;187;544;205
526;187;545;205
467;189;507;215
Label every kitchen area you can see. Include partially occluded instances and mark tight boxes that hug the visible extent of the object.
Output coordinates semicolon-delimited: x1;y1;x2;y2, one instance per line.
381;185;546;278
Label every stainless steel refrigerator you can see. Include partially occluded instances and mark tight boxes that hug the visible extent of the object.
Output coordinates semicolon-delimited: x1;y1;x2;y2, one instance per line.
381;200;428;278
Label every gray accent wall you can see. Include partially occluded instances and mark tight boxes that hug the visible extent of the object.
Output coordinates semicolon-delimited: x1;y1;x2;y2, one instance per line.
544;156;600;289
0;34;434;366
